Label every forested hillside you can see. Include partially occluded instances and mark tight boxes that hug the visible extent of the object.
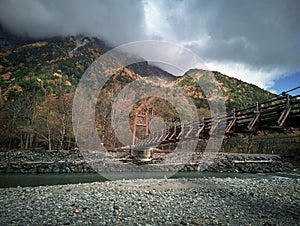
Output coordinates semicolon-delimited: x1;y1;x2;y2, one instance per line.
0;36;275;150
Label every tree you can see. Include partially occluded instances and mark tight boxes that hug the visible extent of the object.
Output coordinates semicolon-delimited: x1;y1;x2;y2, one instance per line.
33;93;74;151
54;93;74;150
2;93;37;149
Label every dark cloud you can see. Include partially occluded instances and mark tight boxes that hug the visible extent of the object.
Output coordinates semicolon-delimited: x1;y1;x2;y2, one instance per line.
144;0;300;88
0;0;299;88
150;0;300;72
0;0;147;45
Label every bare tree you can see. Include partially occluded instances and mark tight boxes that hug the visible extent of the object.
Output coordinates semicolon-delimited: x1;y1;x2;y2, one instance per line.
3;94;36;149
55;93;73;150
33;93;74;151
33;96;54;151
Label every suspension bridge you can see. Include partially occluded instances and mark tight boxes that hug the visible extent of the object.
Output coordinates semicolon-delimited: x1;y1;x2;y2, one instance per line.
131;86;300;150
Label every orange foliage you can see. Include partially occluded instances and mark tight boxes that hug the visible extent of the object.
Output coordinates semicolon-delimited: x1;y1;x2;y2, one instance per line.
25;41;48;48
1;71;11;81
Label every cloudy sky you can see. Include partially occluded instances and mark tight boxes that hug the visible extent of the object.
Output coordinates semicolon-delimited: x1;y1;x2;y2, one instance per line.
0;0;299;94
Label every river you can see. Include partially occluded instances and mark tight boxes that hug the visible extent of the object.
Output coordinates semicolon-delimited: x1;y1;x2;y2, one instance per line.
0;171;299;188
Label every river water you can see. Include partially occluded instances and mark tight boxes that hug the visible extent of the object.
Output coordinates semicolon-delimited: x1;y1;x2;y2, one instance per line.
0;171;299;188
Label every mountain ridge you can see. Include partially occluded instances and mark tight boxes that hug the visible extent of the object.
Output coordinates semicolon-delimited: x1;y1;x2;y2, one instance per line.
0;35;276;150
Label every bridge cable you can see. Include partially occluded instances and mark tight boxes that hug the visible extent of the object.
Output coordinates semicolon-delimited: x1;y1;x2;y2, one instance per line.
283;85;300;94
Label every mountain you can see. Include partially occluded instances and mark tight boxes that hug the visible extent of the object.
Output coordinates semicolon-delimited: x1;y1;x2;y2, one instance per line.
177;69;276;113
0;35;275;150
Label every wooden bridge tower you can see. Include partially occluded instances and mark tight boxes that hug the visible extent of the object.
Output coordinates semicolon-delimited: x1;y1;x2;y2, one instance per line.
132;112;149;146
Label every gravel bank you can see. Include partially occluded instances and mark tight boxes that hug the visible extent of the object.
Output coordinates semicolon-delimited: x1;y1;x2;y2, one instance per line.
0;150;296;173
0;177;299;225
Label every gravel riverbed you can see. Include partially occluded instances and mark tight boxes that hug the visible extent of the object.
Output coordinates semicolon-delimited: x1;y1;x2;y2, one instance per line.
0;177;299;225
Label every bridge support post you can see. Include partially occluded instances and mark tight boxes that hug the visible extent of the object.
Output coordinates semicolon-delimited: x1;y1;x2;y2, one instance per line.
132;112;149;146
247;102;260;131
226;108;236;133
277;94;291;126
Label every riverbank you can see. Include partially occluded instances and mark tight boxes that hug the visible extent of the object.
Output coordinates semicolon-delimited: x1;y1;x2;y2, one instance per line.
0;150;297;173
0;177;299;225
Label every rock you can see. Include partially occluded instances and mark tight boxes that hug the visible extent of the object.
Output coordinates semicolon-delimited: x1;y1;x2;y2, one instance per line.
73;208;80;214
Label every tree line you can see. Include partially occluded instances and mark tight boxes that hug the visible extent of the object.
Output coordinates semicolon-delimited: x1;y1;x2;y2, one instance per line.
0;89;75;151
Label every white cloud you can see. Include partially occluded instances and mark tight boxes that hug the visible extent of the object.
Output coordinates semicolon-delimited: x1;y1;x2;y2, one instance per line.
205;62;285;89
